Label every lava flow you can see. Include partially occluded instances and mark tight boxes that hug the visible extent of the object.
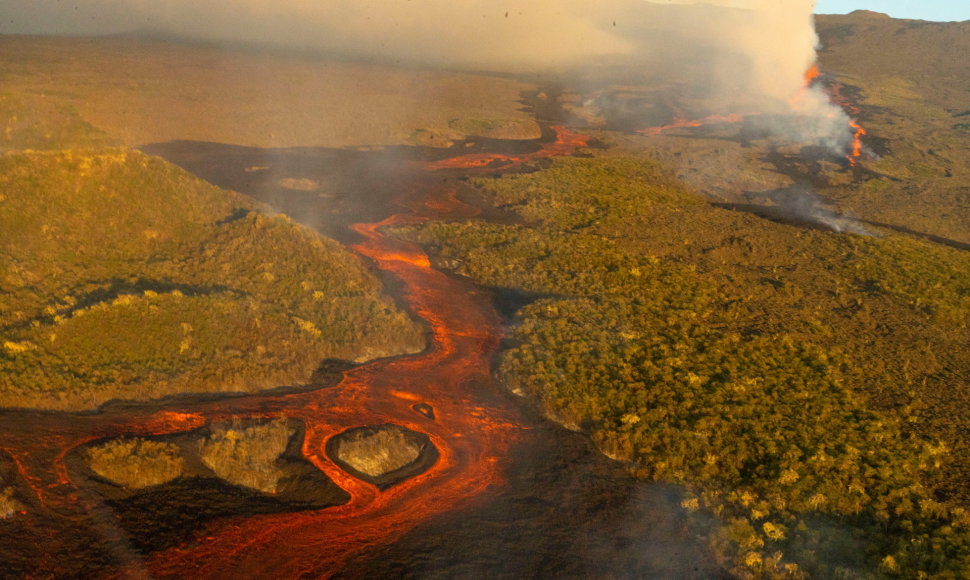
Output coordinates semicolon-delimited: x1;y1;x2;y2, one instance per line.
803;64;821;86
846;117;867;166
426;125;588;170
0;127;588;578
809;65;868;166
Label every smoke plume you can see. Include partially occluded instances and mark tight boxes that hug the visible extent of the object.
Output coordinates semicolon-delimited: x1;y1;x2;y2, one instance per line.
2;0;852;150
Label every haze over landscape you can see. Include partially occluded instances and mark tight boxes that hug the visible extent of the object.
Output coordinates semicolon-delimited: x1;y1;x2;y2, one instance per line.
0;1;968;578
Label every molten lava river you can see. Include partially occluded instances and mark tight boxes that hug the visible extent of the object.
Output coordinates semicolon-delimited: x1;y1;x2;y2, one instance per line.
0;127;722;578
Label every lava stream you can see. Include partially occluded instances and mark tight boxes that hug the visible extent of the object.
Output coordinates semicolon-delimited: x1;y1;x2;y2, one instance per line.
847;118;867;166
0;126;588;578
426;125;588;170
811;65;869;166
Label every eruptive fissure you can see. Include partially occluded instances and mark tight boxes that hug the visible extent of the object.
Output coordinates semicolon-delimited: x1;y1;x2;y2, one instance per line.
847;119;866;166
0;128;588;578
635;63;868;167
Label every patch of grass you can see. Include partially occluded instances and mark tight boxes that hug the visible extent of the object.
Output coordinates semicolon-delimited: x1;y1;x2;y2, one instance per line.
86;438;184;489
447;116;540;139
402;154;970;578
199;417;294;493
0;148;424;410
331;426;422;478
0;486;23;518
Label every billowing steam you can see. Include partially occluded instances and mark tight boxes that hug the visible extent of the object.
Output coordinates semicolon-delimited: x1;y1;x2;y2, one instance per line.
2;0;852;151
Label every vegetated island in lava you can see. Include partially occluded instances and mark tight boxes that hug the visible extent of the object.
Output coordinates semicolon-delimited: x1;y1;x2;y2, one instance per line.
0;8;968;579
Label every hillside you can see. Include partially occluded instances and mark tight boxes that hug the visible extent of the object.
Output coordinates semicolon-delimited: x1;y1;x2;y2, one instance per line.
0;35;540;149
549;13;967;250
815;11;970;244
401;152;969;577
0;147;424;410
388;13;970;577
0;13;966;576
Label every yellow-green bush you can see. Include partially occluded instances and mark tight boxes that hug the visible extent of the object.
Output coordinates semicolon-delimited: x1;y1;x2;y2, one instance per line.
0;486;23;518
402;155;970;578
0;149;423;410
199;418;294;493
86;438;184;489
332;426;422;478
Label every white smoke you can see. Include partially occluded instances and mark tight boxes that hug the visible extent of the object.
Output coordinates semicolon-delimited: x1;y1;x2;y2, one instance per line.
754;184;876;236
676;0;821;103
0;0;853;150
0;1;818;83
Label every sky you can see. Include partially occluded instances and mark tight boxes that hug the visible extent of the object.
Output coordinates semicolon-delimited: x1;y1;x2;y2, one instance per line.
814;0;970;22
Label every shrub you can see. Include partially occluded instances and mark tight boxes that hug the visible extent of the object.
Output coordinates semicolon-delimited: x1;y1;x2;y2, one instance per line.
0;486;23;518
86;438;184;489
199;417;294;493
331;426;422;478
403;154;970;577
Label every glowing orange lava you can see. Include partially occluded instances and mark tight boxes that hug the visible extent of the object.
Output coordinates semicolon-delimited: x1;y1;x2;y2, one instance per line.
0;126;589;578
803;64;821;86
426;125;589;170
848;119;867;166
639;65;819;135
819;71;869;166
638;63;869;168
787;63;823;109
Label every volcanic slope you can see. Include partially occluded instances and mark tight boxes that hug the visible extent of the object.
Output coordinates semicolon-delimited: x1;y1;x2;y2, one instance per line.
815;11;970;244
0;35;540;150
402;152;970;578
0;144;424;411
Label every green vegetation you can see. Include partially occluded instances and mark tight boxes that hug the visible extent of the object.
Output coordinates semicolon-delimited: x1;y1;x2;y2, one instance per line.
199;417;295;494
400;155;970;578
0;469;24;518
0;94;117;153
0;485;23;518
81;418;303;495
331;425;423;478
815;14;970;245
86;438;185;489
0;147;424;410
